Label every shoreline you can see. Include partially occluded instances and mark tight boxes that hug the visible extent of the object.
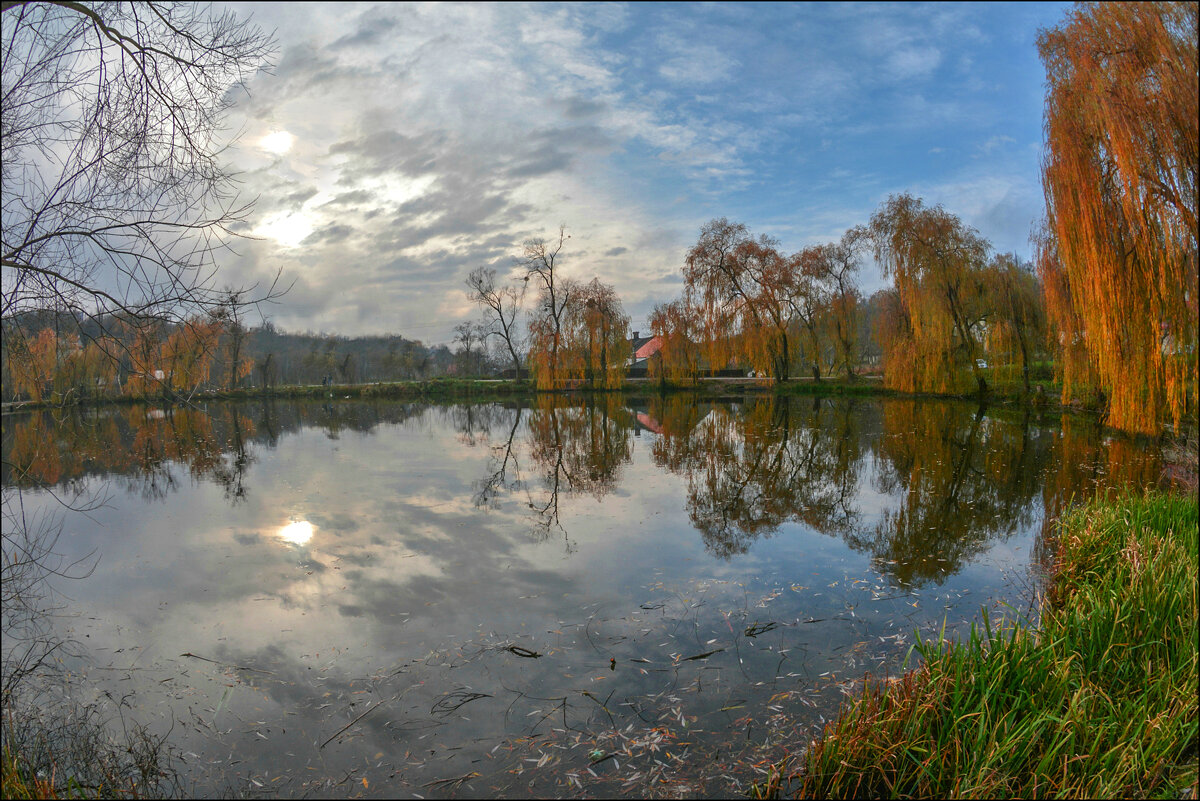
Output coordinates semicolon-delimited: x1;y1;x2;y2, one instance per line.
770;491;1199;799
0;374;1116;423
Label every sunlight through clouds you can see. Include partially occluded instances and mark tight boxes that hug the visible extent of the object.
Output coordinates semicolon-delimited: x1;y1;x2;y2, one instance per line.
260;130;295;155
256;211;314;248
218;1;1073;341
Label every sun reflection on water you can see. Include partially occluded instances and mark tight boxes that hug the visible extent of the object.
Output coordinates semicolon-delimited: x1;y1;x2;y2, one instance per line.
278;520;314;546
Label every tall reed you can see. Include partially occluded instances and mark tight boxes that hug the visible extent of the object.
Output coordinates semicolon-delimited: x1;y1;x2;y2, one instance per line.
795;492;1198;798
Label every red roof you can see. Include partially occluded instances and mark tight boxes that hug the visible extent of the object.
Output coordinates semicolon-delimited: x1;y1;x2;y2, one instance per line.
636;412;663;434
634;336;663;359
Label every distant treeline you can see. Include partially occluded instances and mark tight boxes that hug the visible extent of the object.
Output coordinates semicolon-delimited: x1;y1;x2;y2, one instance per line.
0;310;471;403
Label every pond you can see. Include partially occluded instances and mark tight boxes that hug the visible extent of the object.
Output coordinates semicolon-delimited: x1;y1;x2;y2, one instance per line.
1;394;1164;797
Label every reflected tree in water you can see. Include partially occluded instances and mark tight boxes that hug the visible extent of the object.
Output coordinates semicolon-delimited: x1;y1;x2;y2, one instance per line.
2;397;1167;583
526;395;633;544
473;404;526;510
862;401;1048;586
468;396;634;548
4;405;257;502
648;396;865;558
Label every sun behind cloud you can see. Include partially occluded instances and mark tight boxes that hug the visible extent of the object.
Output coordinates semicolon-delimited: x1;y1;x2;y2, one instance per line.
260;130;295;155
256;210;314;248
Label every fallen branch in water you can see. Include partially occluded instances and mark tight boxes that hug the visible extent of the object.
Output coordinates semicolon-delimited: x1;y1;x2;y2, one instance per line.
679;648;724;661
431;690;492;716
320;687;410;749
504;645;542;658
422;771;479;790
744;621;779;637
179;652;275;675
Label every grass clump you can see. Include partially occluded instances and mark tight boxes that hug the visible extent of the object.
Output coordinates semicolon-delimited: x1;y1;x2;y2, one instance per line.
1;700;180;799
794;492;1198;799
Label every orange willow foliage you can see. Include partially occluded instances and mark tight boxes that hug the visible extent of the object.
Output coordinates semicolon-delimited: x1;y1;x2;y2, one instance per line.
4;329;119;402
869;194;991;394
683;219;804;381
57;336;118;400
984;253;1047;393
1038;1;1198;433
523;228;576;390
165;318;222;392
872;288;919;393
683;219;752;375
734;239;795;380
799;228;867;378
5;328;57;402
124;317;221;396
1035;228;1097;402
529;275;630;390
649;297;703;385
571;278;630;389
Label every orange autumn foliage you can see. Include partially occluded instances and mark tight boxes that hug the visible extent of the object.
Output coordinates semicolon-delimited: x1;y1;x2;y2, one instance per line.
1038;1;1198;433
869;194;991;395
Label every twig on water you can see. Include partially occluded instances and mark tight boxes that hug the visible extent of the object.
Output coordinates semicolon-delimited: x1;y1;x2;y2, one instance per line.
431;690;492;717
320;688;409;749
504;644;542;658
422;771;479;791
179;652;275;675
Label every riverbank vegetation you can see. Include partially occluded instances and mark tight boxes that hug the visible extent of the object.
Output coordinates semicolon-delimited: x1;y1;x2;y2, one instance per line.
7;6;1197;436
777;491;1198;799
2;1;1196;439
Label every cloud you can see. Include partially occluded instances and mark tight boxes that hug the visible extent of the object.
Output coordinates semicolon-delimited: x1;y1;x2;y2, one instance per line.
327;130;446;182
978;134;1016;155
319;189;377;208
207;2;1060;340
889;46;942;79
302;223;354;247
655;33;740;85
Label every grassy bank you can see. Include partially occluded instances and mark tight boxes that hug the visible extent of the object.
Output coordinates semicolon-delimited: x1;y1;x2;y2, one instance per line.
0;373;1108;419
781;492;1198;799
1;378;538;413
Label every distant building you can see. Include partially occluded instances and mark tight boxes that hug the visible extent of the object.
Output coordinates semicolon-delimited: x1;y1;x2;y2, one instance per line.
628;331;663;371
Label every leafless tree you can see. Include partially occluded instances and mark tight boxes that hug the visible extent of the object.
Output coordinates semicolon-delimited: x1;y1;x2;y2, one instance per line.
453;319;489;376
1;1;280;339
466;265;525;378
521;226;577;388
208;287;251;389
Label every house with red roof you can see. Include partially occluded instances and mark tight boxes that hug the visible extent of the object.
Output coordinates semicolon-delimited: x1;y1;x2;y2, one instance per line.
628;331;663;371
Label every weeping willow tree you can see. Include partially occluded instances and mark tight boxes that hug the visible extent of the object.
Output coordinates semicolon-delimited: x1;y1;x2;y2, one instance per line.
869;194;991;395
683;219;801;382
522;227;577;390
984;253;1047;396
572;278;630;390
683;218;752;376
1038;1;1198;433
648;296;703;387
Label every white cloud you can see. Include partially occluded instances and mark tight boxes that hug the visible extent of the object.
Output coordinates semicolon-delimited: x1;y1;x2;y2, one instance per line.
208;2;1060;340
889;46;942;79
978;134;1017;155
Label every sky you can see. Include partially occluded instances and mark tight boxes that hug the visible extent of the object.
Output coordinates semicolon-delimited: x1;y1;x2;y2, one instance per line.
217;1;1073;344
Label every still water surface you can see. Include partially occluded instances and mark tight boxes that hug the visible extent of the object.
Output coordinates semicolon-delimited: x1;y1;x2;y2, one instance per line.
1;395;1162;797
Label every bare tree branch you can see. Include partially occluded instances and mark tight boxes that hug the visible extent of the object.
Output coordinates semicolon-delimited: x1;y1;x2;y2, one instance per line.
2;2;281;335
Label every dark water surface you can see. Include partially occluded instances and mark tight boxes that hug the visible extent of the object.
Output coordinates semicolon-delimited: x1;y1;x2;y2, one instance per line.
1;395;1163;797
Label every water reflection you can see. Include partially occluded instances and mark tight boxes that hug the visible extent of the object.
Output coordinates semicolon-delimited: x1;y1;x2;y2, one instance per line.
3;405;257;503
2;396;1162;588
644;395;865;559
0;395;1166;797
277;520;315;546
